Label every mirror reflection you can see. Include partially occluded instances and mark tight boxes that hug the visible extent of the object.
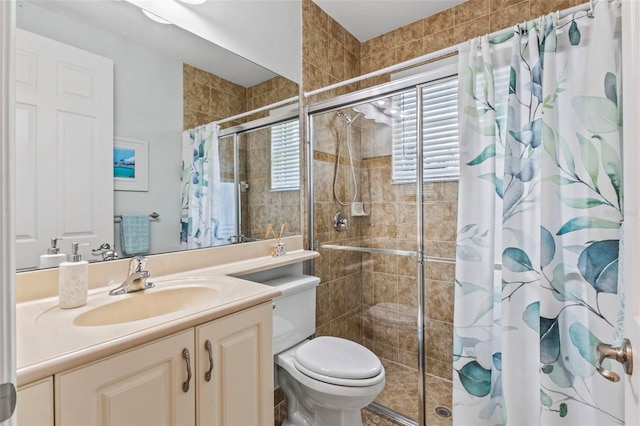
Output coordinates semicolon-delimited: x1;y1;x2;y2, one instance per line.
15;0;301;271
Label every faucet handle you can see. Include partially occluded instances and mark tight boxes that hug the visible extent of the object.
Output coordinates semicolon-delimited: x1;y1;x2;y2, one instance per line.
128;255;147;274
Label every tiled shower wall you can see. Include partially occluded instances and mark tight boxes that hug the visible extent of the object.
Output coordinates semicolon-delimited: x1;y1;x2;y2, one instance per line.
240;129;301;240
183;63;298;131
298;0;586;424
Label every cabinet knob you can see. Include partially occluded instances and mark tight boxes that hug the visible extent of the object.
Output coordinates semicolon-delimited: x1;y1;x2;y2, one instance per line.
182;348;192;392
205;340;214;382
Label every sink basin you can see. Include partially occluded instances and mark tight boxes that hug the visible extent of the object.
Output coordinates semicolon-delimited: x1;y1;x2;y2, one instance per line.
73;286;220;326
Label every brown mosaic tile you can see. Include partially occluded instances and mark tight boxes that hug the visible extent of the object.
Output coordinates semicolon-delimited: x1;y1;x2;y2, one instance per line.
490;1;532;32
396;39;424;63
425;261;456;282
454;14;491;44
327;37;345;81
362;409;400;426
425;279;455;323
374;272;398;305
345;32;360;56
455;0;491;24
423;8;456;37
316;281;332;327
394;20;424;46
423;30;457;55
425;319;453;363
531;0;579;17
427;355;454;381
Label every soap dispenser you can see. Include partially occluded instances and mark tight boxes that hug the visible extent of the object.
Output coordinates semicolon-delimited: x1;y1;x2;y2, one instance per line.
58;242;89;309
39;237;66;269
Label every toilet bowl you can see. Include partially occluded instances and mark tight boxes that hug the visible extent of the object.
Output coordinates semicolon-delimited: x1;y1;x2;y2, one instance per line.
276;337;385;426
263;274;386;426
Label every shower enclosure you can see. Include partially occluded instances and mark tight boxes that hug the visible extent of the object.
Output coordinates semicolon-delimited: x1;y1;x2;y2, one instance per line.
307;64;459;426
217;112;301;244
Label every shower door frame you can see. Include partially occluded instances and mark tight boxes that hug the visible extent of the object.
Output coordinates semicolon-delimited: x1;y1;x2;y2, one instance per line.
306;62;457;426
218;110;301;242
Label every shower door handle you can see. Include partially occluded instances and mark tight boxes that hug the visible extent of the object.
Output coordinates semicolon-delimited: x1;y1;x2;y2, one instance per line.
596;338;633;382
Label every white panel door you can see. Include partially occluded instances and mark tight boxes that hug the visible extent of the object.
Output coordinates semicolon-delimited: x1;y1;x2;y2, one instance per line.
15;29;113;269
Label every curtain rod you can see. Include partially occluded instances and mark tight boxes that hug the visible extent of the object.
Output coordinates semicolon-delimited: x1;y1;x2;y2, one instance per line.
303;1;596;98
214;96;298;126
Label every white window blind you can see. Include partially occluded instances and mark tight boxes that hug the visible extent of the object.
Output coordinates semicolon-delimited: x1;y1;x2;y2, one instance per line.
271;120;300;191
392;77;460;183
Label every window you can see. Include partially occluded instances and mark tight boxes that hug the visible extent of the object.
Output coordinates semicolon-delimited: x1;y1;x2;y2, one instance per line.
391;76;460;183
270;120;300;191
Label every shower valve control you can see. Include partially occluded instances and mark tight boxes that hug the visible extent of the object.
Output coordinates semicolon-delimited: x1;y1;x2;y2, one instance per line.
333;211;348;232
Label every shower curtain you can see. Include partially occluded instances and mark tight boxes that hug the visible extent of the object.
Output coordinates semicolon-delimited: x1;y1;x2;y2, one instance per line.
453;2;623;425
180;122;222;249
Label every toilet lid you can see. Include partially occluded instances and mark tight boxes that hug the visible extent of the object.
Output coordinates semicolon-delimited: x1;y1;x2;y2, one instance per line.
294;336;382;380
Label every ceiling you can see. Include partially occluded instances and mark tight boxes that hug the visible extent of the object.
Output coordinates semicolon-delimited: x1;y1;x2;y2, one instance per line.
20;0;468;88
313;0;468;42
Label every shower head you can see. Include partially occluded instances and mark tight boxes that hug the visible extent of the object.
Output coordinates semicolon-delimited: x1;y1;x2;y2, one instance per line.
336;111;353;124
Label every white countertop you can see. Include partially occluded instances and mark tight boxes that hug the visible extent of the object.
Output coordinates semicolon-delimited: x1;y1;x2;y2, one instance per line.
16;248;319;386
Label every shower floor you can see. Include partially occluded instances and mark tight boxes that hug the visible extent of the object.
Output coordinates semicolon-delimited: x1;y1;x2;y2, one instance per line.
363;359;453;426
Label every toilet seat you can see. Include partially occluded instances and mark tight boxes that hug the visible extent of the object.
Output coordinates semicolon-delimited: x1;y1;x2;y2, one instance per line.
293;336;384;387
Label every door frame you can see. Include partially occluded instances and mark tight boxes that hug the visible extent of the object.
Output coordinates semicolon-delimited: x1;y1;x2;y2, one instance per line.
0;0;16;424
622;0;640;423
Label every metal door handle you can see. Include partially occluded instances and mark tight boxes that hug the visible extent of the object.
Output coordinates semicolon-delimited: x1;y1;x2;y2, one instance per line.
182;348;192;392
596;338;633;382
205;340;214;382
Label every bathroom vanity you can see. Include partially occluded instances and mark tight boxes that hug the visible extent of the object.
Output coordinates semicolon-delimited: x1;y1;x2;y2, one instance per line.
14;236;318;426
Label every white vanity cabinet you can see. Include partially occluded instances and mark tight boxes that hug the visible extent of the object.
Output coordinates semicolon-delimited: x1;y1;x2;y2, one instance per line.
55;329;196;425
196;302;274;425
17;376;55;426
52;302;273;426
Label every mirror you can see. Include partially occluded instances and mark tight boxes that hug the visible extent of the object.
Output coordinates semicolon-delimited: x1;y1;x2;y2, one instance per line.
15;0;301;271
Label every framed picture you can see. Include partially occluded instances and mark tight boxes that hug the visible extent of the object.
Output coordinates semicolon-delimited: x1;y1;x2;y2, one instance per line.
114;137;149;191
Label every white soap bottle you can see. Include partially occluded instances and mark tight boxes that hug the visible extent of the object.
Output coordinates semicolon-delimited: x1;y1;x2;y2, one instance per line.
58;242;89;309
39;237;66;269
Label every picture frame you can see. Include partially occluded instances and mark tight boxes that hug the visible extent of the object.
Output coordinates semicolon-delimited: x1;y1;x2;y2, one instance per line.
113;137;149;191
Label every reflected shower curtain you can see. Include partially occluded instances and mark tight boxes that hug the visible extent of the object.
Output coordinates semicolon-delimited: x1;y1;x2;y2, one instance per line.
180;122;222;249
453;2;623;424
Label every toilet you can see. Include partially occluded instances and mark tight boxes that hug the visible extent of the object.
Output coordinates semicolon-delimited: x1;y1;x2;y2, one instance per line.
265;274;385;426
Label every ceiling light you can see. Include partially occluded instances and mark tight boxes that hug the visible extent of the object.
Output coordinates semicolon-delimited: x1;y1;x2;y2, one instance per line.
141;9;172;25
176;0;207;4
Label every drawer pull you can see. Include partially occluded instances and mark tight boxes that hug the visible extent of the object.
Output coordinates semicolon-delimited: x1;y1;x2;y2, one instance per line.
205;340;214;382
182;348;192;392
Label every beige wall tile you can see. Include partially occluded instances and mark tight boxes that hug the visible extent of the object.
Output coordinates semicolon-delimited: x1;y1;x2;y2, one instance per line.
455;0;491;24
423;8;455;37
426;279;454;323
490;1;531;32
531;0;579;17
454;15;491;44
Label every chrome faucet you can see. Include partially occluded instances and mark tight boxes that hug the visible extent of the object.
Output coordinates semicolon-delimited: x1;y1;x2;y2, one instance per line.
109;256;154;296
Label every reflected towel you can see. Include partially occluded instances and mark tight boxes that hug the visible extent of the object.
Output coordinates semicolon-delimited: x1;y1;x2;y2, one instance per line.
120;214;150;255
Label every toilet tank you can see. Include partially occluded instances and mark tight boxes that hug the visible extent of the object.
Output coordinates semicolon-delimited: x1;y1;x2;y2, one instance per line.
262;274;320;354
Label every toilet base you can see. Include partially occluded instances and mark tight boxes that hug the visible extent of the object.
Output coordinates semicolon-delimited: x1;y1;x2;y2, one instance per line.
278;363;380;426
282;408;362;426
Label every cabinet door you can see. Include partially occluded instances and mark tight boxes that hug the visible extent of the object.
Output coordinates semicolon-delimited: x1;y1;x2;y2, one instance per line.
196;302;274;426
17;377;54;426
56;329;195;426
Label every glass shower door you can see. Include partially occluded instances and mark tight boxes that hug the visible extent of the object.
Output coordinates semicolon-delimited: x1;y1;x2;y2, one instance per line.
310;88;423;424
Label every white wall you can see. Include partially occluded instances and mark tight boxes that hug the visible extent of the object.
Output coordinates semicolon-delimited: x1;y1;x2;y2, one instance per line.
17;3;183;257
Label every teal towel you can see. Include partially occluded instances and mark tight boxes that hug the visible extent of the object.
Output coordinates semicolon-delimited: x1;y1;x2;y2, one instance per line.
120;214;150;255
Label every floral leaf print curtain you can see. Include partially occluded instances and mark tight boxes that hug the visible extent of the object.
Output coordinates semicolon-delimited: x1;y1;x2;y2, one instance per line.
180;122;222;249
453;2;623;425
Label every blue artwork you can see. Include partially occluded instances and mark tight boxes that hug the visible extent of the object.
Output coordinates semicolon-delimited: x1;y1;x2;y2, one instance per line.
114;148;135;179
